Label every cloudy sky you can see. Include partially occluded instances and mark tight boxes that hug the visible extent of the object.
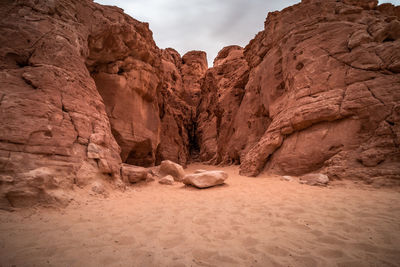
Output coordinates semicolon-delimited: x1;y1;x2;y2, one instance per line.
95;0;399;66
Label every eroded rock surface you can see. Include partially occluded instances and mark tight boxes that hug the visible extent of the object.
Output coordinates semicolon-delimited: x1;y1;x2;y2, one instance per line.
239;0;400;185
0;0;127;207
1;0;399;208
0;0;204;207
196;0;400;185
196;46;249;164
156;49;207;166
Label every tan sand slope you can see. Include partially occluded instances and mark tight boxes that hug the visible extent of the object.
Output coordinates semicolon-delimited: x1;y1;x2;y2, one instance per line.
1;164;399;266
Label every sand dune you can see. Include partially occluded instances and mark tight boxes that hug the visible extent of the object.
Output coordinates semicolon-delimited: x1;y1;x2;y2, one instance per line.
1;164;399;266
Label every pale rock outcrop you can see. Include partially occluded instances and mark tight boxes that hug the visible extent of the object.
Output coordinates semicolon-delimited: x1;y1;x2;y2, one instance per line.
183;170;228;188
159;160;185;182
299;173;330;186
159;175;174;185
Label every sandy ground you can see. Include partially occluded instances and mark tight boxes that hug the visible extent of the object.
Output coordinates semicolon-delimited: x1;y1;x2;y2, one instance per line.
0;164;400;267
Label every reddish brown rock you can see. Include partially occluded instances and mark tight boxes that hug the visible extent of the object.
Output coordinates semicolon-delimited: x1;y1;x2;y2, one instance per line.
156;49;206;166
196;46;249;164
180;51;208;106
0;0;130;207
235;0;400;184
0;0;205;207
120;164;149;184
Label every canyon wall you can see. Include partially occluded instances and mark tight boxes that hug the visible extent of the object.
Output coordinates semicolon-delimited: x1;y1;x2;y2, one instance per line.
0;0;205;207
0;0;399;207
197;0;400;185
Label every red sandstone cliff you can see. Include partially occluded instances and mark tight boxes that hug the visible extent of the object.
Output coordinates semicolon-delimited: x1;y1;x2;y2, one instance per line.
0;0;399;207
199;0;400;185
0;0;205;207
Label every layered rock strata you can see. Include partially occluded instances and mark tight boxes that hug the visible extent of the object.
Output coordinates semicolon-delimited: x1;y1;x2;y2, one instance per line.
0;0;205;207
197;0;400;185
1;0;400;208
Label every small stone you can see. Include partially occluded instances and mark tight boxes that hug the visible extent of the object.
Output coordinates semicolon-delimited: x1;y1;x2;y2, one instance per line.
159;160;185;181
299;173;330;186
159;175;174;185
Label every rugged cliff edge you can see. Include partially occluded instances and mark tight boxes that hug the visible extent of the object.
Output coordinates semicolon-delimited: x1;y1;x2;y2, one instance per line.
0;0;399;207
220;0;400;185
0;0;205;207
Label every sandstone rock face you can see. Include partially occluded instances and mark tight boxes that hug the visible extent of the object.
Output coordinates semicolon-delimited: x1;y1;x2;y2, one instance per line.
156;49;207;166
159;160;185;182
239;0;400;184
86;21;162;167
1;0;400;207
180;51;208;106
0;0;127;207
183;171;228;188
0;0;204;207
197;0;400;185
196;46;249;164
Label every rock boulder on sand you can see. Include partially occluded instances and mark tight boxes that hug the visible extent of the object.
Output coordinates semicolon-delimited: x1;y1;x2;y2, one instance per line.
159;175;175;185
159;160;185;181
299;173;330;186
121;164;149;184
183;171;228;188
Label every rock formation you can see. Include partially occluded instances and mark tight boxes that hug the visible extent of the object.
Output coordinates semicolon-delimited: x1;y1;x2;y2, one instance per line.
197;46;250;164
0;0;205;207
156;49;207;166
205;0;400;185
183;170;228;188
0;0;399;207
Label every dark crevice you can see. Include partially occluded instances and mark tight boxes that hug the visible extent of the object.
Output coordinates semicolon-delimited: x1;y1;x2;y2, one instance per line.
188;120;200;161
383;37;395;42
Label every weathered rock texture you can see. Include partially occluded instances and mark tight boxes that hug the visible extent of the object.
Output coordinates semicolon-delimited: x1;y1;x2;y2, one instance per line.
0;0;205;207
1;0;400;207
197;0;400;185
0;0;128;207
157;49;207;166
197;46;250;164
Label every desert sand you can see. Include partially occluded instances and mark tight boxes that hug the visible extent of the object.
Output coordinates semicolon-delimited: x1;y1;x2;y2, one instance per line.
1;164;399;267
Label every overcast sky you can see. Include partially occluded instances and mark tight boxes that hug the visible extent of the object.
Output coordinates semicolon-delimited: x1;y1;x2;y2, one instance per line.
95;0;400;66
